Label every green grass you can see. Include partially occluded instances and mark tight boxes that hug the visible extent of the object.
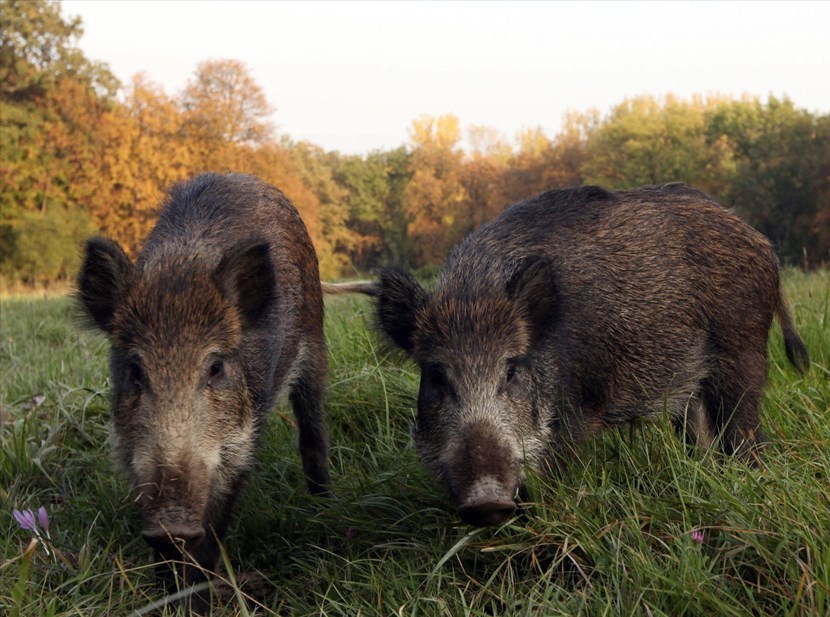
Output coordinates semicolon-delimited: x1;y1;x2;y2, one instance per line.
1;271;828;615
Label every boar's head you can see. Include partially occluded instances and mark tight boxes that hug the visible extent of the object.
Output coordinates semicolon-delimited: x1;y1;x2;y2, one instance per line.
375;257;557;526
78;237;275;565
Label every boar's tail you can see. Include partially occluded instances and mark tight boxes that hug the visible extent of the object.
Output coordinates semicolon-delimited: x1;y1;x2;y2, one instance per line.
775;290;809;374
321;281;378;296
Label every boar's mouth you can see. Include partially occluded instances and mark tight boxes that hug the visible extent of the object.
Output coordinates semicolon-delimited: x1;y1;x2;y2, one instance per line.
457;492;517;526
452;475;519;527
141;510;206;556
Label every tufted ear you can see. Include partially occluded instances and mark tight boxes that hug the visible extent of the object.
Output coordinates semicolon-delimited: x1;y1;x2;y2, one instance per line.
375;266;427;355
77;237;133;334
506;256;557;339
214;241;277;329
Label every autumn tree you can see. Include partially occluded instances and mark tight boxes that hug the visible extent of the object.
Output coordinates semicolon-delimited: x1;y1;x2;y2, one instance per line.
810;114;830;264
500;126;555;202
79;74;195;254
457;125;511;235
4;3;829;285
553;110;595;186
180;59;274;171
242;142;325;258
404;114;467;266
0;0;116;284
1;0;116;221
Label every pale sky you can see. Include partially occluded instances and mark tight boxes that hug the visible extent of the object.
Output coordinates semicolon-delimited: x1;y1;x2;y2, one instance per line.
63;0;830;155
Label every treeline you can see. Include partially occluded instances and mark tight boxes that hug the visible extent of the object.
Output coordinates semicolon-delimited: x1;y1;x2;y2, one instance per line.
2;2;829;285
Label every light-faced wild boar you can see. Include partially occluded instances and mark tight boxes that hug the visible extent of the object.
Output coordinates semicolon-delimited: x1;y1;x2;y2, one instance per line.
78;173;329;582
370;184;809;526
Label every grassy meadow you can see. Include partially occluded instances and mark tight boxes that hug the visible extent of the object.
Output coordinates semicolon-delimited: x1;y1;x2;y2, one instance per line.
1;270;828;616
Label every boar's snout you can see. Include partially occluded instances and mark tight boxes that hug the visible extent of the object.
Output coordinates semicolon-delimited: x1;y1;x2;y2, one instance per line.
441;421;520;526
141;515;206;554
134;453;212;557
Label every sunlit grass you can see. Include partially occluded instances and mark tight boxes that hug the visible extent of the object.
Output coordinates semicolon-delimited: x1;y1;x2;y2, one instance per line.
1;270;828;615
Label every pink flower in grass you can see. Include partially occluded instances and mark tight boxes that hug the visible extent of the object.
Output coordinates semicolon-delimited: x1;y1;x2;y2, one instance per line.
37;506;50;533
13;506;50;535
13;508;38;532
12;506;57;562
690;529;705;544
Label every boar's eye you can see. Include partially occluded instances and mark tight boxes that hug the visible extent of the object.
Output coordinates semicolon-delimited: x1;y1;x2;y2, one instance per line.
207;358;225;382
419;366;451;407
126;359;145;390
503;357;526;393
424;367;445;391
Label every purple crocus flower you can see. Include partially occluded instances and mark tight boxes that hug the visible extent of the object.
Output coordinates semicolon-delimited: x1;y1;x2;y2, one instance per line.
37;506;50;533
690;530;705;544
13;508;38;532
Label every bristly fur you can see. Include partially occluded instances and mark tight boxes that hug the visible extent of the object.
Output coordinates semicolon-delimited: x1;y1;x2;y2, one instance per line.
368;182;809;525
76;173;331;592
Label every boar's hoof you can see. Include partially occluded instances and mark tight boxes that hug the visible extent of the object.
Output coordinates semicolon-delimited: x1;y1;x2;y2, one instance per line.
457;495;516;527
142;524;206;553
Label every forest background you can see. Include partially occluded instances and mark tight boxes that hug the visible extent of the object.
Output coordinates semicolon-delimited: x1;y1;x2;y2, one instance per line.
2;1;829;287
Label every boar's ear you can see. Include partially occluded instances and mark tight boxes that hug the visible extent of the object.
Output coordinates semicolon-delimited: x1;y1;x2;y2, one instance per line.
77;237;132;334
376;266;426;355
215;241;276;329
506;256;557;338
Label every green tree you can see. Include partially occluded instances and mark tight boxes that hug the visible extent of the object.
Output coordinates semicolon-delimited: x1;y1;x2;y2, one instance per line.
0;0;117;100
331;147;413;270
706;96;829;264
285;140;354;277
582;95;731;195
0;205;94;285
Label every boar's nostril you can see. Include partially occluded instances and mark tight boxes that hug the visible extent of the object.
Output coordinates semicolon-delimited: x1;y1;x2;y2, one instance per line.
457;495;517;527
141;524;206;553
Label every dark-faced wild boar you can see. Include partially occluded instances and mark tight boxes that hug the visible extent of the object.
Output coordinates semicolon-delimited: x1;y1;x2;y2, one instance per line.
77;173;329;581
372;184;809;526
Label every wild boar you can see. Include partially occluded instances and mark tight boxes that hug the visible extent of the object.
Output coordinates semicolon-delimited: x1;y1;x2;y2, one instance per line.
370;184;809;526
77;173;330;582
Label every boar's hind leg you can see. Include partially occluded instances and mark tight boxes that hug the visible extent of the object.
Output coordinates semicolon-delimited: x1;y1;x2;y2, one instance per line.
703;349;768;464
673;394;715;450
289;350;331;495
